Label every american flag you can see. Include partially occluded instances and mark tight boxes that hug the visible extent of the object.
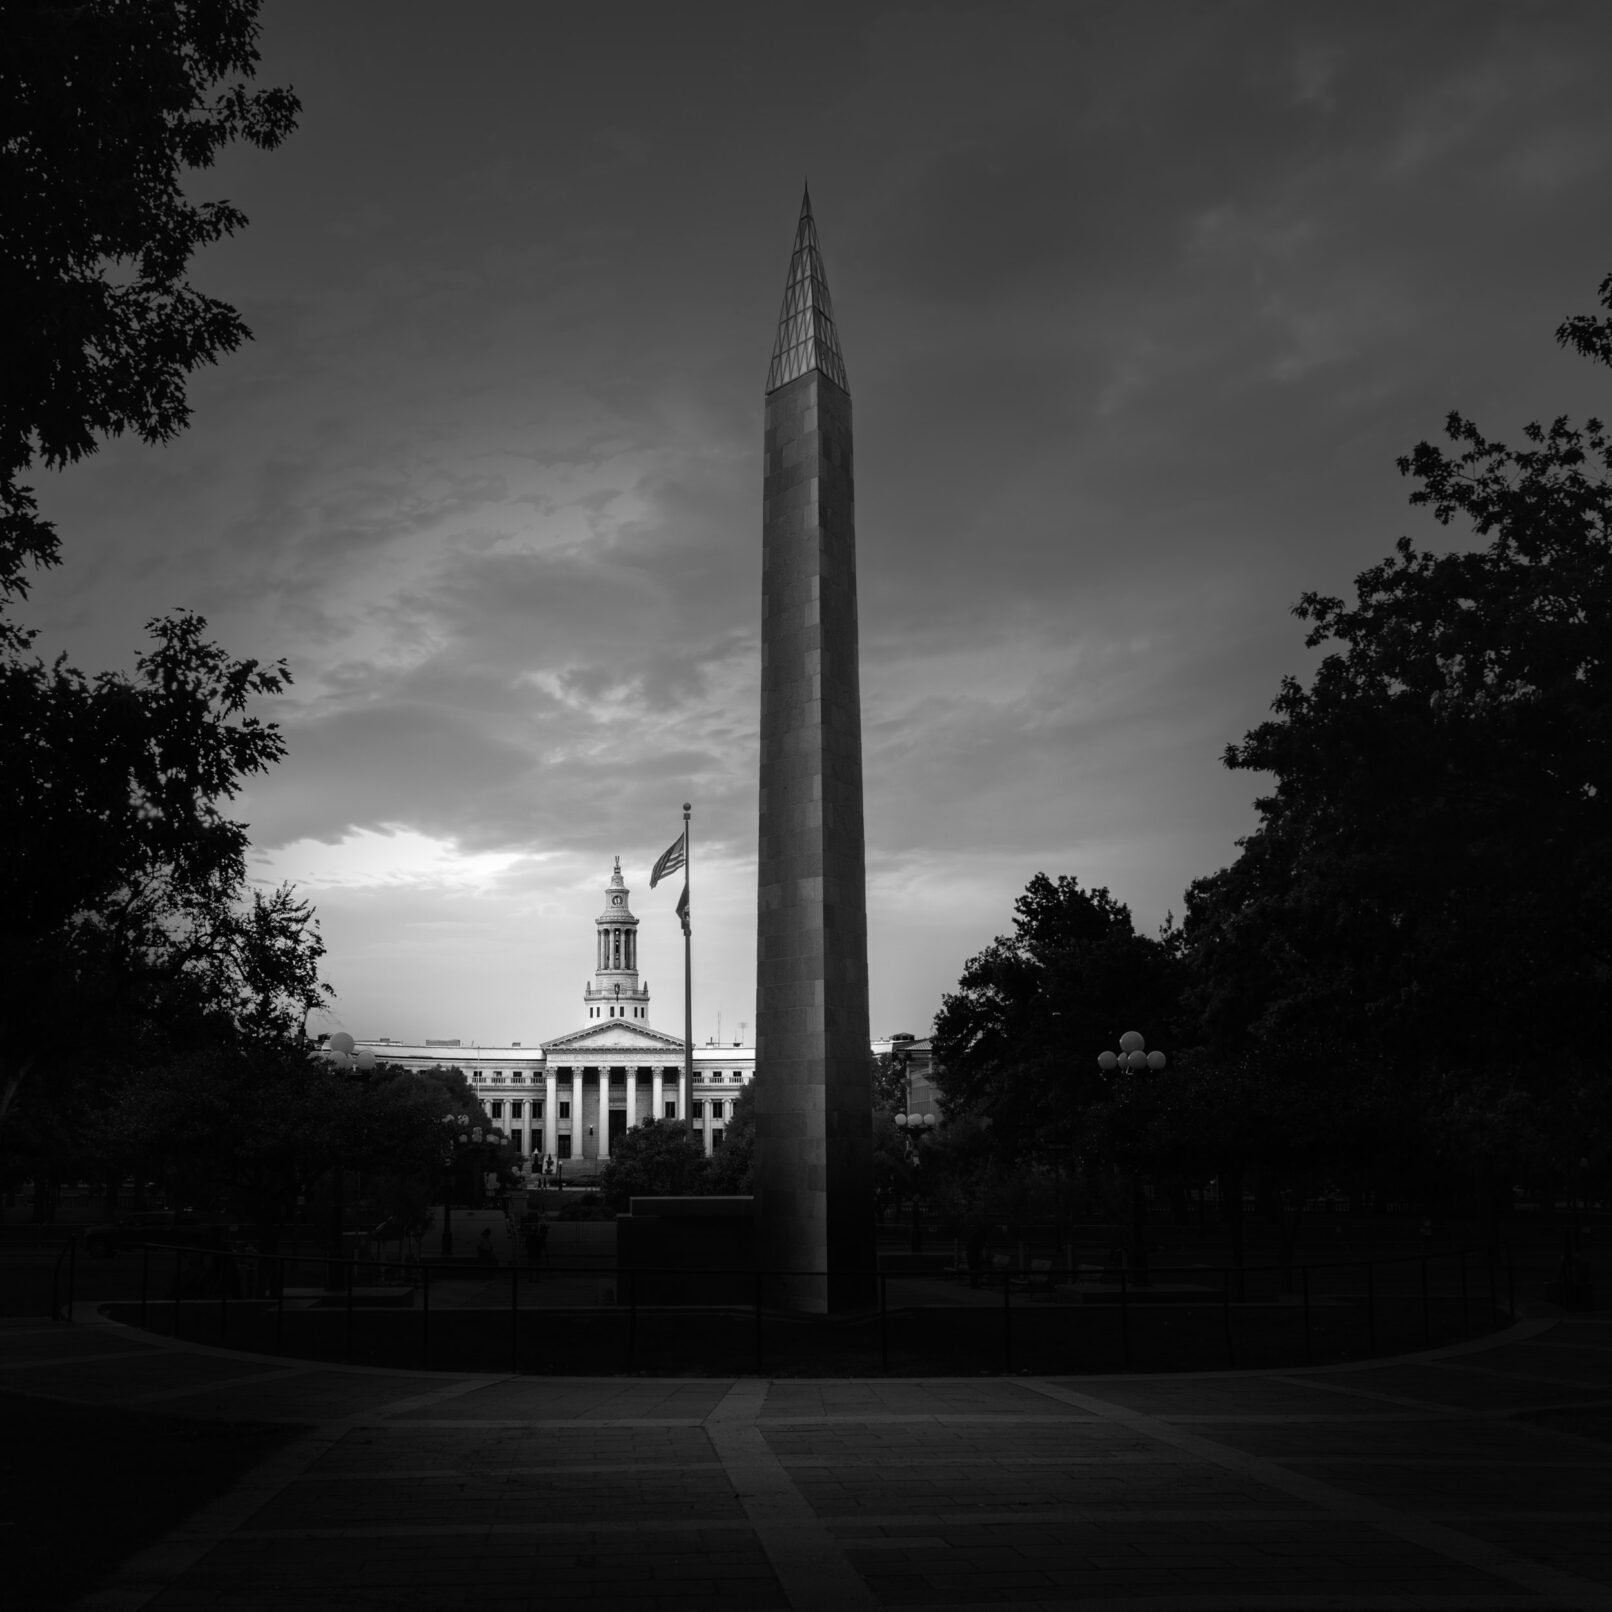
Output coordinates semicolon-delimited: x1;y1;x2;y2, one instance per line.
650;831;685;888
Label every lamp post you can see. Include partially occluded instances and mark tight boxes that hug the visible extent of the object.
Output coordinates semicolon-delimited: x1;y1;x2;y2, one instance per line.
320;1033;377;1284
440;1113;469;1256
894;1111;937;1252
482;1128;506;1210
892;1045;913;1114
1096;1030;1166;1287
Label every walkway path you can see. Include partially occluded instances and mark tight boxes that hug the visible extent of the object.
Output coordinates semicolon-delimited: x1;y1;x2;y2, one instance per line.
4;1304;1610;1610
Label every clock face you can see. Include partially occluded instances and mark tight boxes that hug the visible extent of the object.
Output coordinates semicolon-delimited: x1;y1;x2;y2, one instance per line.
611;894;623;906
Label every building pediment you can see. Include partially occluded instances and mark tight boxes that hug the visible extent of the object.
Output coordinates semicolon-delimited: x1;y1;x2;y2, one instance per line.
541;1020;686;1057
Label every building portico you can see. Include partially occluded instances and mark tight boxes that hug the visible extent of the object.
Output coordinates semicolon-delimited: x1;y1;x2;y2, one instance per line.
343;857;756;1163
539;1039;688;1161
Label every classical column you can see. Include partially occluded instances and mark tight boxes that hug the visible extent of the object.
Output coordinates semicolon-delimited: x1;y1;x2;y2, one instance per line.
570;1067;582;1159
626;1067;638;1130
652;1067;664;1122
543;1069;558;1162
597;1068;611;1161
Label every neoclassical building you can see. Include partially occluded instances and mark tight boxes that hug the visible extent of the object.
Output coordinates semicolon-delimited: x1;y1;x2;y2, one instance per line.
350;860;754;1163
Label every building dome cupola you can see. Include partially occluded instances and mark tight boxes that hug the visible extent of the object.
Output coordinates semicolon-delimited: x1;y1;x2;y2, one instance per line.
584;856;651;1024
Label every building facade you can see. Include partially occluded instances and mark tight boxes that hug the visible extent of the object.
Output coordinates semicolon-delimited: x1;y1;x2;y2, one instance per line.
348;860;753;1163
872;1034;938;1117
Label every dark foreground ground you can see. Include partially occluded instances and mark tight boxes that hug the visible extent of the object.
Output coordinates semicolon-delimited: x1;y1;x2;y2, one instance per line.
0;1391;302;1608
3;1302;1611;1611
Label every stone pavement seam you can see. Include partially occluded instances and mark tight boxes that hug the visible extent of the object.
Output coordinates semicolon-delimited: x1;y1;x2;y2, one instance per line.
1282;1316;1560;1372
1019;1377;1612;1612
387;1414;710;1427
705;1378;879;1610
69;1372;500;1612
1266;1372;1517;1417
757;1411;1099;1425
68;1422;343;1612
1269;1366;1612;1437
891;1591;1575;1610
0;1348;163;1372
1415;1359;1612;1393
121;1363;321;1405
231;1518;759;1540
1276;1373;1612;1463
1281;1456;1610;1468
1027;1317;1558;1386
828;1507;1323;1526
298;1459;731;1480
362;1371;517;1419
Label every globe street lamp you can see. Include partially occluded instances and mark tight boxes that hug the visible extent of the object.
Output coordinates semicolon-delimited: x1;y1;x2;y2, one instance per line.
321;1030;376;1074
894;1112;938;1138
1096;1030;1166;1286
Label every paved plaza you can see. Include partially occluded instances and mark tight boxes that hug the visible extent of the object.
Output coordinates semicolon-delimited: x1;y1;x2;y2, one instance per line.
3;1303;1610;1610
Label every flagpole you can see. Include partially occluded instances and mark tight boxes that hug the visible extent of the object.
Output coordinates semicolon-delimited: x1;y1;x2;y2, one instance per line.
681;802;693;1137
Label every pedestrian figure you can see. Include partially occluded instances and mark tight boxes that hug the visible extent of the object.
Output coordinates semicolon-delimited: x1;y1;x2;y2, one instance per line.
537;1218;549;1268
523;1216;542;1282
476;1227;497;1267
965;1222;988;1289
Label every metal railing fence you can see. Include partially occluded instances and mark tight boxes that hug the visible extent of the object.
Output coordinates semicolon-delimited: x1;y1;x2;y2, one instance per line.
75;1241;1523;1377
0;1231;78;1321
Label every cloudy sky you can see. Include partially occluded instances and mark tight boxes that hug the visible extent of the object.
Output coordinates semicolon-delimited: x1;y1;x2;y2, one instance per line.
25;0;1612;1048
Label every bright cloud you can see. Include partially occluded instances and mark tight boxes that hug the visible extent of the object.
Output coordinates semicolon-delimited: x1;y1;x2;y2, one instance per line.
252;828;532;893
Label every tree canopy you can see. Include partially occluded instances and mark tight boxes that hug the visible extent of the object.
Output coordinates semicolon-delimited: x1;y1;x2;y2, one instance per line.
598;1120;711;1210
930;273;1612;1224
0;611;327;1205
931;873;1185;1167
1180;269;1612;1203
0;5;322;1218
1;0;299;632
701;1081;757;1195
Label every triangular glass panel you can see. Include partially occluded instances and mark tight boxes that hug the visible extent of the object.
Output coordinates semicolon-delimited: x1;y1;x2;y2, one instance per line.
766;187;849;395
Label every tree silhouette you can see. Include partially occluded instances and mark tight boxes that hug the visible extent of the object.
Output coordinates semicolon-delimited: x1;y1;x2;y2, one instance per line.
1;0;298;638
1187;270;1612;1232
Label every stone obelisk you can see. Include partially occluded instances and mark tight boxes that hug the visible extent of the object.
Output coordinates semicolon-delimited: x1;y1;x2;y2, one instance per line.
753;185;874;1314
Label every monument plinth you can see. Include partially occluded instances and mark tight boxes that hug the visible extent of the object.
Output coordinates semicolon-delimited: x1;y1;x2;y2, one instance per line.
753;186;874;1313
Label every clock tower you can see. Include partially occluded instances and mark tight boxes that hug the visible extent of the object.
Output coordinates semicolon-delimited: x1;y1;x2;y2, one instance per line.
584;857;651;1024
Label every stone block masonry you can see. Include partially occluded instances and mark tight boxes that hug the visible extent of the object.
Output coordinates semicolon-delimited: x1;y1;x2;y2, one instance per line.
753;189;874;1314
